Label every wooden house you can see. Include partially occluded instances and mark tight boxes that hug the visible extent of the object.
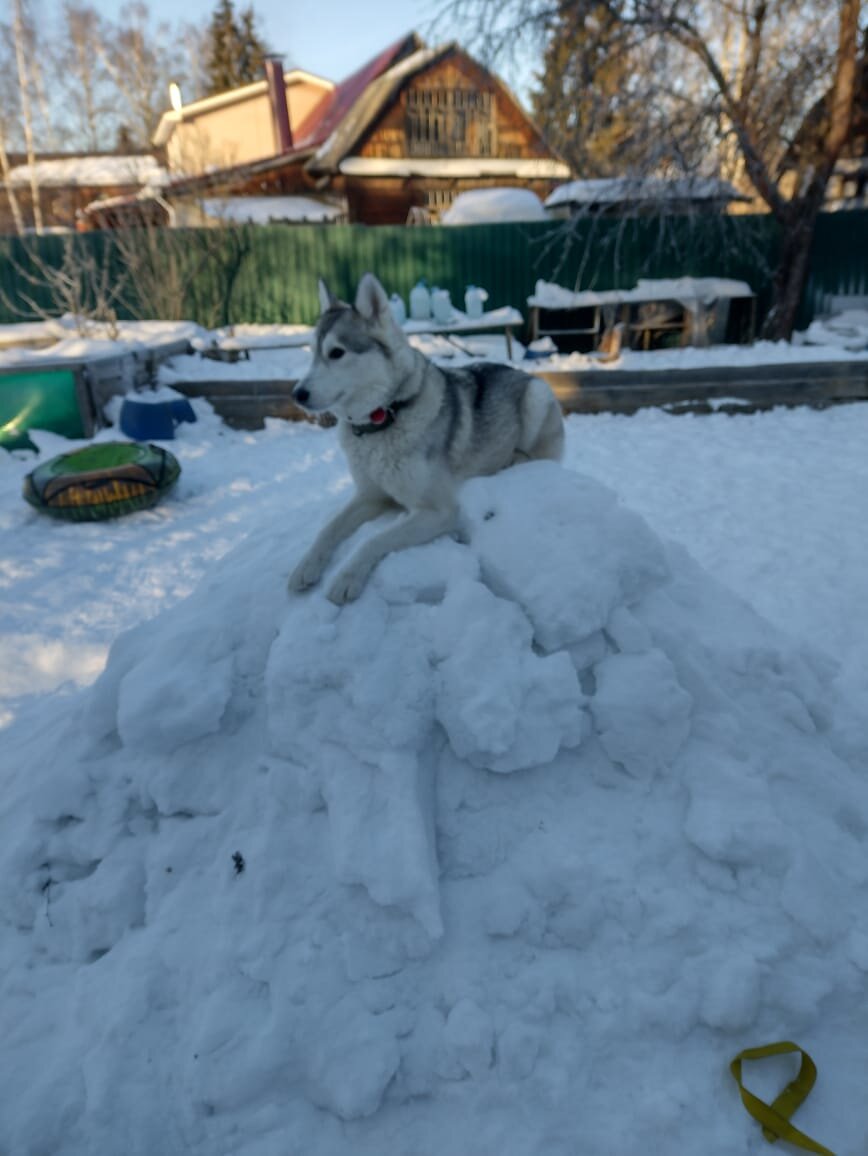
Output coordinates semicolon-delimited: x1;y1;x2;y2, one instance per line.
86;35;570;228
0;152;167;234
299;39;570;223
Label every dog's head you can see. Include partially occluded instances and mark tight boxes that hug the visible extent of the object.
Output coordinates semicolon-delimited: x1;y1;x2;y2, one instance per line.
293;274;412;423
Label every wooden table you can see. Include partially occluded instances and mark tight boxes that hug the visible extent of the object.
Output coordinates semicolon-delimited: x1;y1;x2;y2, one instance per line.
402;306;524;360
528;279;756;353
196;307;526;363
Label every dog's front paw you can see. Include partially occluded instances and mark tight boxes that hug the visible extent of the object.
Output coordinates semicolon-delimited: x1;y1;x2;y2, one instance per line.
288;552;327;594
326;565;369;605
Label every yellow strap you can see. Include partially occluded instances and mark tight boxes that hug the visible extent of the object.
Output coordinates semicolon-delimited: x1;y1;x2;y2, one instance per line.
730;1042;835;1155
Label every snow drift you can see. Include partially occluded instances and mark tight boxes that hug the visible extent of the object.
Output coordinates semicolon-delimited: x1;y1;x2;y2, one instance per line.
2;461;868;1155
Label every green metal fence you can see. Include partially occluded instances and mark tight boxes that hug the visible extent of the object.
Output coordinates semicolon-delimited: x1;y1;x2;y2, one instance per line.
0;208;864;332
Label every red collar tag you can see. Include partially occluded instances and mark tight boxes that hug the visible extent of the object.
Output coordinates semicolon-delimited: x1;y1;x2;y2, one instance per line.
369;407;388;425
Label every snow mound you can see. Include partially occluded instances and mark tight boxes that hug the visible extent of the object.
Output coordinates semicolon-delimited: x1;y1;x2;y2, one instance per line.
2;461;867;1155
440;187;547;225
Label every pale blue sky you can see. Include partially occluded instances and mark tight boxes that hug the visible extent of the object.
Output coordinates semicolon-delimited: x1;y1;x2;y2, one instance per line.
149;0;440;84
141;0;536;100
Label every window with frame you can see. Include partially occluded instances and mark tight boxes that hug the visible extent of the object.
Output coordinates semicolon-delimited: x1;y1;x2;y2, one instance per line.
405;88;496;157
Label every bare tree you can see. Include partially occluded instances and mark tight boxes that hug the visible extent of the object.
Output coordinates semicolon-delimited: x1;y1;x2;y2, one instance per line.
97;2;188;147
0;2;210;156
0;26;25;236
441;0;865;338
0;128;25;234
56;2;114;151
177;21;211;106
11;0;43;232
0;233;128;333
111;220;252;328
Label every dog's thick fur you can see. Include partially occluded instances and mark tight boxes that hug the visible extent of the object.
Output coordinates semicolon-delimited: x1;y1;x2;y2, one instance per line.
289;273;564;604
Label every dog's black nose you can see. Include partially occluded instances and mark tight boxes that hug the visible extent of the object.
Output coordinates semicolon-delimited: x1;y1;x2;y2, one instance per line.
294;386;310;406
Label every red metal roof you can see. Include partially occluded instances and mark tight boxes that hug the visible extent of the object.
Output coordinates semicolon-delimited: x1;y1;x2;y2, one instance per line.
292;32;423;151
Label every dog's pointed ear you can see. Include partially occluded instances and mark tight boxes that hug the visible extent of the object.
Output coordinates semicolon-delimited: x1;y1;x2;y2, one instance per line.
354;273;390;327
318;278;338;315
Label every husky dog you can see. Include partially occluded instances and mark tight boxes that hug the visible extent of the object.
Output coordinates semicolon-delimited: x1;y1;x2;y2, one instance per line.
289;273;564;604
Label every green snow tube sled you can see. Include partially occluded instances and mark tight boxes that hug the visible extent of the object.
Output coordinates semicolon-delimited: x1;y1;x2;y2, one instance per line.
23;441;181;521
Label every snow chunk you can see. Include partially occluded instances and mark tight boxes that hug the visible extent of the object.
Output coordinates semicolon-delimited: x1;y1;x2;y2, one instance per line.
306;996;400;1119
117;642;234;753
699;955;762;1032
463;463;669;651
683;753;793;873
434;580;586;772
591;649;693;777
442;998;494;1078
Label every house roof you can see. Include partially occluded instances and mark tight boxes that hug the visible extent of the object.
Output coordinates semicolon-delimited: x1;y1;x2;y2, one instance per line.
292;32;423;152
8;154;168;188
307;45;456;174
152;69;334;148
545;177;748;209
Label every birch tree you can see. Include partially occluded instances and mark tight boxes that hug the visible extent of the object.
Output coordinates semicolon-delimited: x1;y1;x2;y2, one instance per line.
11;0;43;232
97;3;188;146
56;2;113;151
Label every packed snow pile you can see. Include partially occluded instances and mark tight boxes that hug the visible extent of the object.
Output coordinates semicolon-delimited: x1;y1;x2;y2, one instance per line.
440;187;547;225
3;461;868;1155
796;307;868;352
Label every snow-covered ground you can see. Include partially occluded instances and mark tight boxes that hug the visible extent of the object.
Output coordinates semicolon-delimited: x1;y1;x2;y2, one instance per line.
2;380;868;1153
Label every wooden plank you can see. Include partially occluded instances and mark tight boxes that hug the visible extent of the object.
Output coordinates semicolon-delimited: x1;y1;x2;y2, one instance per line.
170;378;331;429
169;359;868;428
539;360;868;414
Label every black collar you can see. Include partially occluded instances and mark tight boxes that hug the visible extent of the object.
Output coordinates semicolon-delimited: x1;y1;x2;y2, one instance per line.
350;395;415;437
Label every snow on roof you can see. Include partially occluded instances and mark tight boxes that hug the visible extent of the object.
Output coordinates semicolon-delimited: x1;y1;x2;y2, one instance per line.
201;196;346;224
338;157;570;179
440;187;547;225
7;155;168;188
545;176;747;209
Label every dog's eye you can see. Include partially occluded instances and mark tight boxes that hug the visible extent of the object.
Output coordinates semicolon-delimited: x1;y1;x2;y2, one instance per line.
328;347;345;361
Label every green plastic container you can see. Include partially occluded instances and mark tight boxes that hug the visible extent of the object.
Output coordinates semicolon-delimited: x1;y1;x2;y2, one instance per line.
0;368;87;450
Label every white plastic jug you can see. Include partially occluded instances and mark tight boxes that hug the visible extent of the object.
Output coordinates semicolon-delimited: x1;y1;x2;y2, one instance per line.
409;281;431;321
431;288;453;324
465;285;488;319
389;293;406;325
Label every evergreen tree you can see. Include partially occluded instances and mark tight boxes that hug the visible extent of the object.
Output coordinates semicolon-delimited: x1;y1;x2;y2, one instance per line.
205;0;269;96
238;6;267;84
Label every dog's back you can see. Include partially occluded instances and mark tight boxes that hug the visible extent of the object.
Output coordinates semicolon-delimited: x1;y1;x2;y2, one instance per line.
432;360;565;477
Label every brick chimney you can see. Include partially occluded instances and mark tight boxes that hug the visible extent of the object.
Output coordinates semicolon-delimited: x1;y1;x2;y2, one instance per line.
264;55;293;154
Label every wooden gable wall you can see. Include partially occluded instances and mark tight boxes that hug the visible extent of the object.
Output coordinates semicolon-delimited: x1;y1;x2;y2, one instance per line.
358;50;554;163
